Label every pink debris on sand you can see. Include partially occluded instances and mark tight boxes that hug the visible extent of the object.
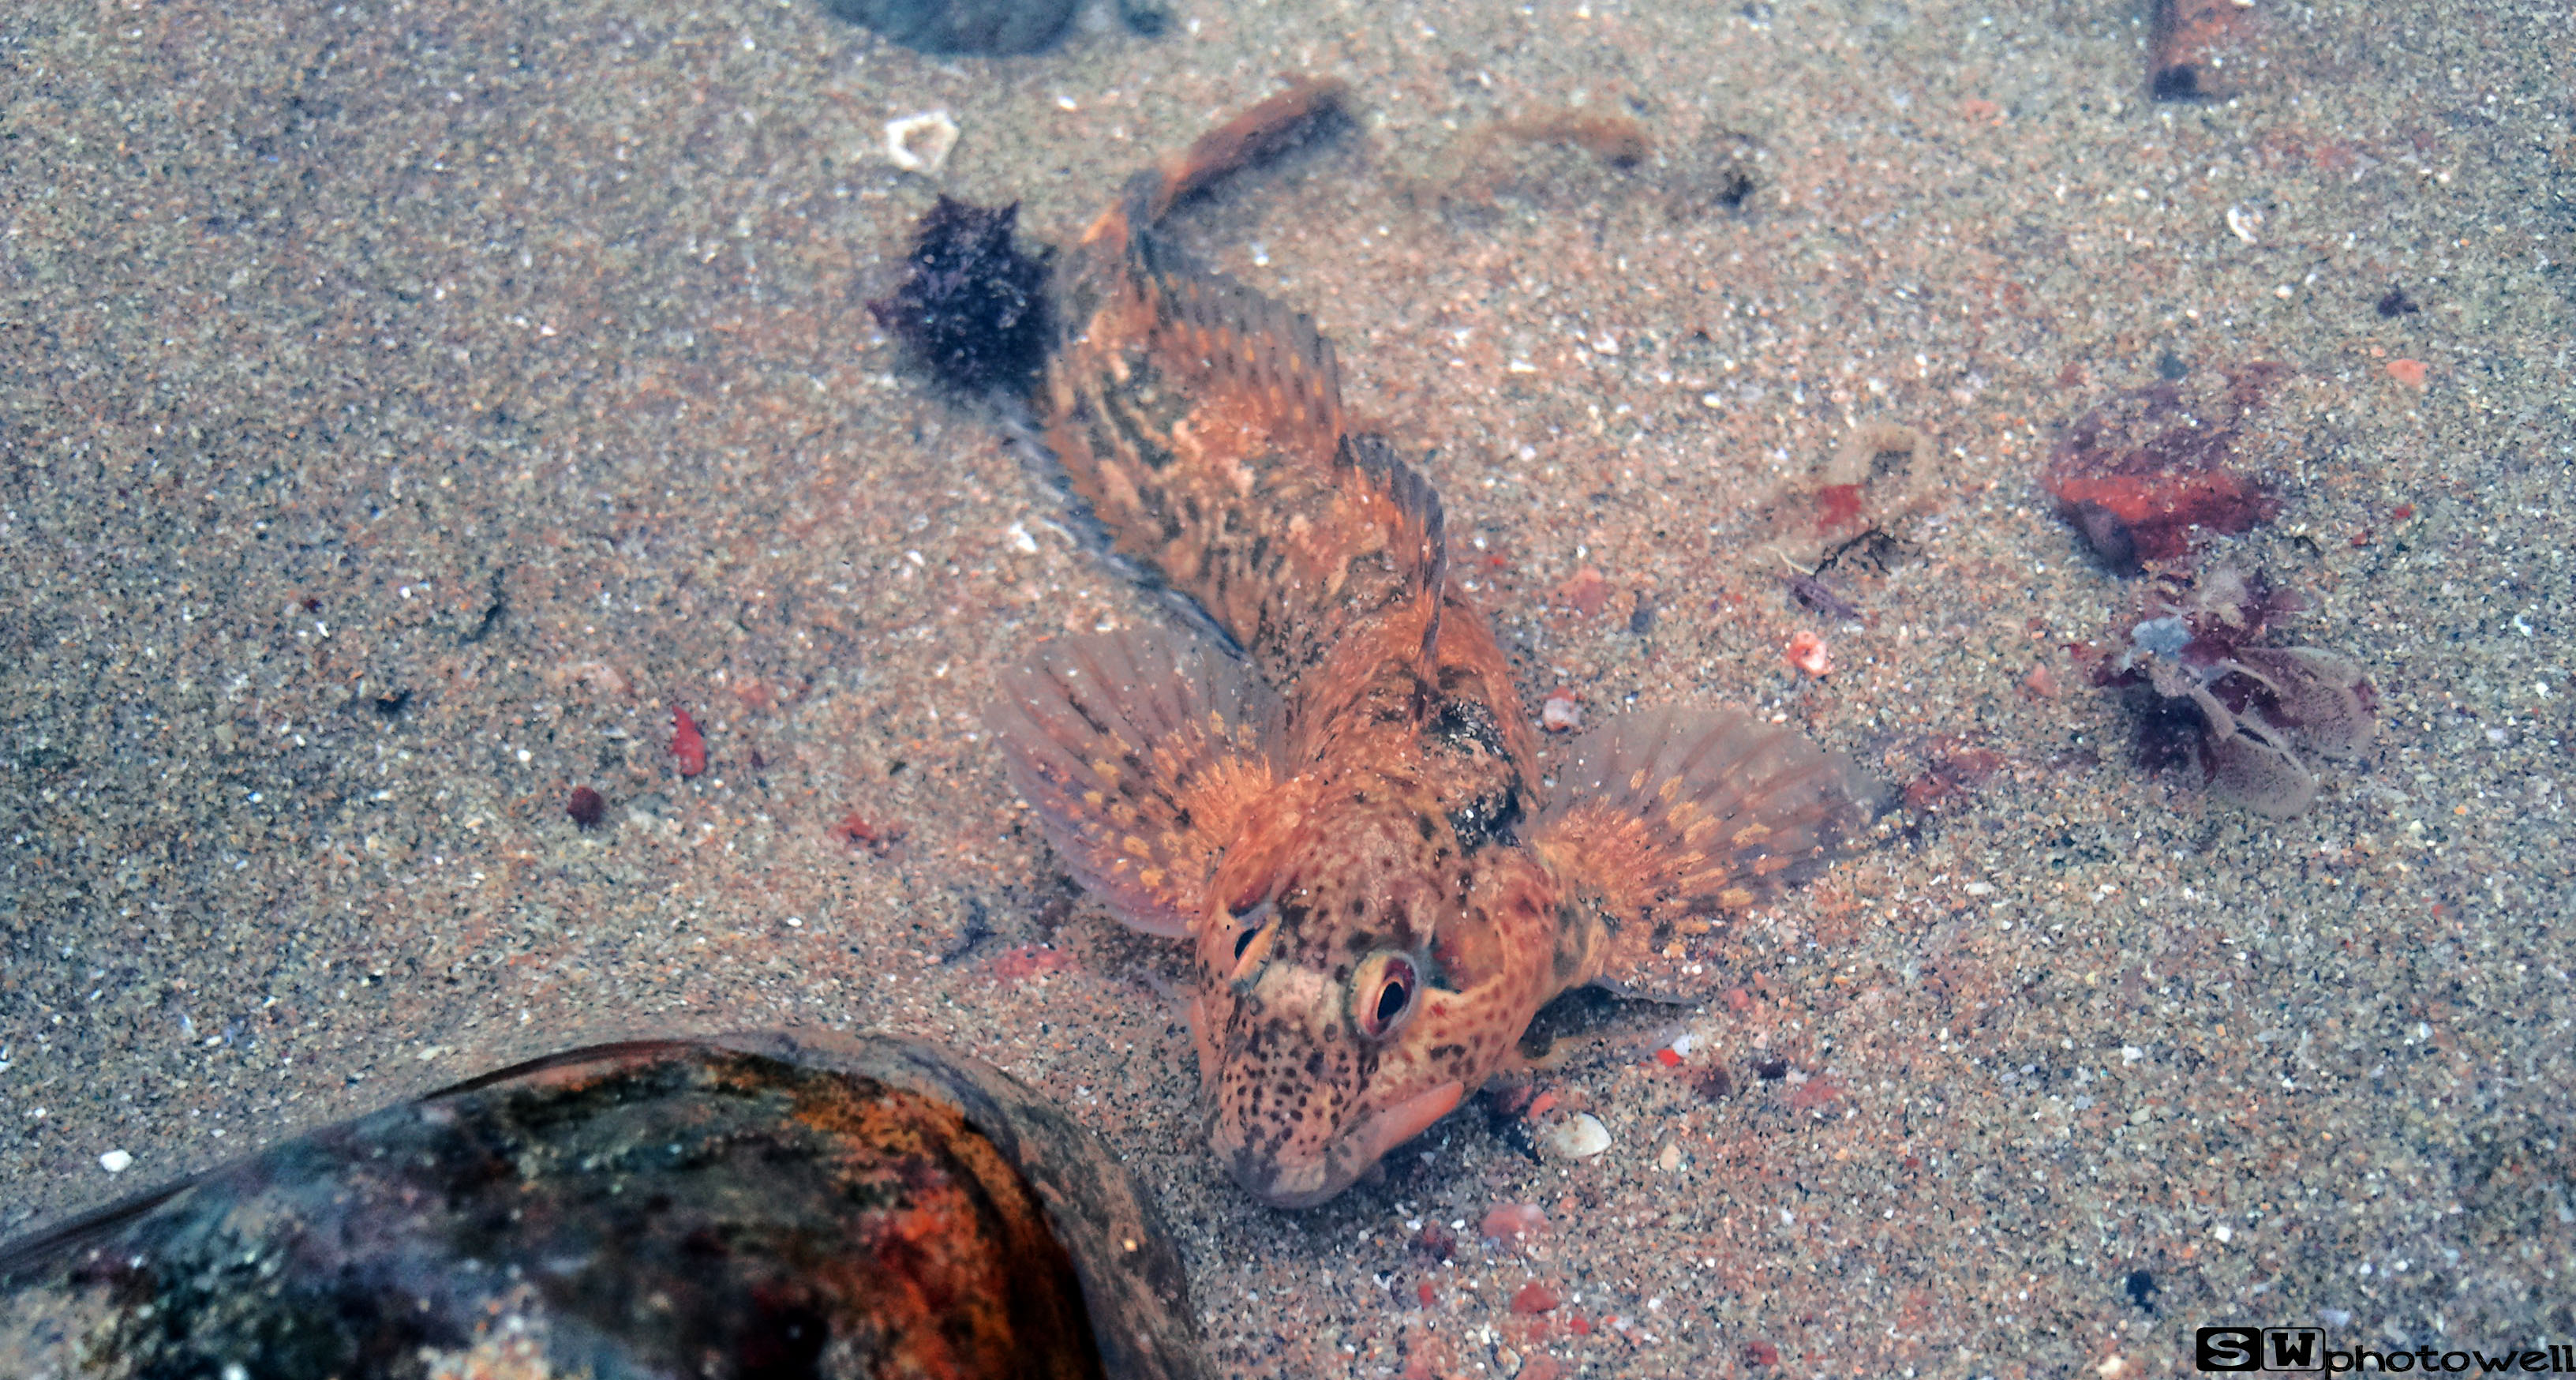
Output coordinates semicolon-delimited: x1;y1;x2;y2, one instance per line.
1787;630;1833;677
1481;1202;1548;1251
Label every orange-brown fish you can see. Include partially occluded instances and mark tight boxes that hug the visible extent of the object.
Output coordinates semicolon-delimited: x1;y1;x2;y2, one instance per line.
989;81;1878;1207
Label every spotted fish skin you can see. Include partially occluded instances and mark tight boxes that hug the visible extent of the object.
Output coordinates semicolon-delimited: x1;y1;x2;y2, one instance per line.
990;81;1878;1207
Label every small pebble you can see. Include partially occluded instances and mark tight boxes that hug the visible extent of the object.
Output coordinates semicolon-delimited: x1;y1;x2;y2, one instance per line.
1511;1281;1561;1314
1540;1112;1611;1160
1786;630;1832;677
1540;691;1582;733
1481;1202;1548;1246
1657;1142;1683;1172
99;1149;132;1173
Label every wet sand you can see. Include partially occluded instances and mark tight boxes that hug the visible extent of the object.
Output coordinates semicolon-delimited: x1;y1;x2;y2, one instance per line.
2;0;2570;1374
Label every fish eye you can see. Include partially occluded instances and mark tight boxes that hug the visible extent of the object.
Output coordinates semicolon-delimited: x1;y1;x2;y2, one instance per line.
1354;954;1418;1041
1226;899;1276;977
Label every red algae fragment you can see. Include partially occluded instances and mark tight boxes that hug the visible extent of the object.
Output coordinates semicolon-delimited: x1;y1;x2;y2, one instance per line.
988;944;1075;982
669;705;707;777
1788;1074;1842;1113
1554;566;1611;617
833;811;907;849
2044;365;2286;573
1511;1281;1562;1314
1900;737;2005;814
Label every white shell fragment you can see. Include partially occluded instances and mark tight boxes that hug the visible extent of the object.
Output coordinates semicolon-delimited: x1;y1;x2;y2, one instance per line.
99;1149;133;1173
1540;1112;1612;1161
884;110;960;175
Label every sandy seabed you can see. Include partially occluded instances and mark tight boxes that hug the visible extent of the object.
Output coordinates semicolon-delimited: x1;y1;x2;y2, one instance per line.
2;0;2570;1374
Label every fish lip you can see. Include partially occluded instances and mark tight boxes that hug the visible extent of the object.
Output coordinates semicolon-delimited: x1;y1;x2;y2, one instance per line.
1219;1079;1466;1209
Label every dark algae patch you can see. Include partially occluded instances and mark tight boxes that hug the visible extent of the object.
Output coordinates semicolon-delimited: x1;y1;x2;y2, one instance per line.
871;197;1057;399
820;0;1075;55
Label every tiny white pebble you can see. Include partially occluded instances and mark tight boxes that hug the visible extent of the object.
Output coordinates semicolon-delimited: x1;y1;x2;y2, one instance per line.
883;110;960;176
1541;1112;1611;1160
2212;1224;2234;1242
99;1149;133;1173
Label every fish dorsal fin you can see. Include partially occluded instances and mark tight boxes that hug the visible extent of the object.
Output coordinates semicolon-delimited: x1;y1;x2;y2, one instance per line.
1529;707;1881;998
1047;232;1451;686
987;631;1280;938
1334;430;1447;665
1130;231;1346;466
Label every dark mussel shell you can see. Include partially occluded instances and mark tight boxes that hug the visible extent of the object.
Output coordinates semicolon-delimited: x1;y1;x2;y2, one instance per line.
0;1029;1208;1380
820;0;1076;55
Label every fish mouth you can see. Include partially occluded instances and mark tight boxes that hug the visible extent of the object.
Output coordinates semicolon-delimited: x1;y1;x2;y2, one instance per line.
1220;1078;1466;1209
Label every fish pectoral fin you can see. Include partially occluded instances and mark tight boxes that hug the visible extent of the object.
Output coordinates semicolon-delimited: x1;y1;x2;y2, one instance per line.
987;629;1281;938
1529;707;1885;992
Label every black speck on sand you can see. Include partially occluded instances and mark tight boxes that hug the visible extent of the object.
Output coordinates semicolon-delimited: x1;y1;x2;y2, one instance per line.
2;0;2570;1374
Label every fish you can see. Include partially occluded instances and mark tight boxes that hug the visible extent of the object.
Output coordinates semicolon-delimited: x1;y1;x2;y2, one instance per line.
987;80;1881;1208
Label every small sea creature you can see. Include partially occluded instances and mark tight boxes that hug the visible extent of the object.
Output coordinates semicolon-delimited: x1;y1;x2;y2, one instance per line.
984;81;1878;1206
2096;567;2376;817
1784;572;1860;623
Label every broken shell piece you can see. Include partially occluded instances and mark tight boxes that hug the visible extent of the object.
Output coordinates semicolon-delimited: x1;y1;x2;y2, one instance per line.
886;109;960;175
1540;1112;1612;1161
1757;419;1938;570
2203;712;2316;819
2233;647;2376;759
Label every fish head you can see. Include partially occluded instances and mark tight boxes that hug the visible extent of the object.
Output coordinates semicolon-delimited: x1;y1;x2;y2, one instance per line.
1186;792;1480;1207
